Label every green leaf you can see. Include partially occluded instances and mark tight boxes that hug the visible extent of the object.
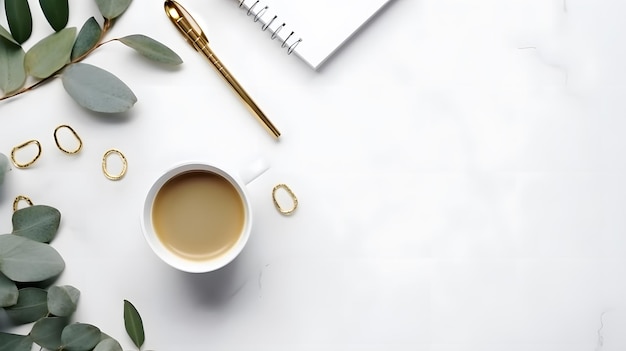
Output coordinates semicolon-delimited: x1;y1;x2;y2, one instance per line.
62;323;101;351
31;317;67;350
0;234;65;282
0;35;26;94
0;272;18;307
0;333;33;351
95;0;132;19
71;17;101;61
12;205;61;243
39;0;69;32
94;338;123;351
62;63;137;113
123;300;145;349
5;0;32;44
48;285;80;317
118;34;182;65
4;287;48;324
24;27;76;79
0;24;19;46
0;153;9;185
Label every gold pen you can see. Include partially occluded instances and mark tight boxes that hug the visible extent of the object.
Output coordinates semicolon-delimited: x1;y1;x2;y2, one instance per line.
164;0;281;139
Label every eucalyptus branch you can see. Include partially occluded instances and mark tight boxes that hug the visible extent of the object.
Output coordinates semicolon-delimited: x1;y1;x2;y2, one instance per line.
0;205;147;350
0;18;114;102
0;0;181;113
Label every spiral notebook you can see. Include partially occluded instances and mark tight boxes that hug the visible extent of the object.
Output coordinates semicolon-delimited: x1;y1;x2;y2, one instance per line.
235;0;393;70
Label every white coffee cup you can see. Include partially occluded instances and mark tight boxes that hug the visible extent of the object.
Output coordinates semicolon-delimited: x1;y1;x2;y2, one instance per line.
140;160;267;273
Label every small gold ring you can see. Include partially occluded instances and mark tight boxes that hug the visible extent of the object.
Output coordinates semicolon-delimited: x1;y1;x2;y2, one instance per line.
102;149;127;181
11;140;42;169
54;124;83;154
13;195;33;212
272;183;298;215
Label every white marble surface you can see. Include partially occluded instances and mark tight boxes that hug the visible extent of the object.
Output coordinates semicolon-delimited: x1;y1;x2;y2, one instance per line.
2;0;626;349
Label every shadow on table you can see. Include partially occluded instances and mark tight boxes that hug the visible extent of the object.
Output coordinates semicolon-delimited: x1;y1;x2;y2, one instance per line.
178;255;249;309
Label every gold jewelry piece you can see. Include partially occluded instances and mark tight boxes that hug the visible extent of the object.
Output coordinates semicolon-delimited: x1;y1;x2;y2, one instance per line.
54;124;83;154
272;183;298;215
102;149;127;181
13;195;33;212
11;140;42;168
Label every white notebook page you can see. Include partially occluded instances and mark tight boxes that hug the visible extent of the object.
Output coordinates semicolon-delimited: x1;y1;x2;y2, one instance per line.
237;0;393;70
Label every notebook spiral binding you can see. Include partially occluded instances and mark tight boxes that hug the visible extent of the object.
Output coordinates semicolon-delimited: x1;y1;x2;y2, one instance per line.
238;0;303;55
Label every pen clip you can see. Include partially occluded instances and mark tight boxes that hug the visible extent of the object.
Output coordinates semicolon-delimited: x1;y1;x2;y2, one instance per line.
164;0;209;44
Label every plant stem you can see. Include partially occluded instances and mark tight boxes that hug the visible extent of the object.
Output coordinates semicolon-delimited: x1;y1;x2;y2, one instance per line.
0;18;115;102
0;75;52;101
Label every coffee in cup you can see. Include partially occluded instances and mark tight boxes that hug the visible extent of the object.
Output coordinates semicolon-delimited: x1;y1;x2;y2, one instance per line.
141;161;265;273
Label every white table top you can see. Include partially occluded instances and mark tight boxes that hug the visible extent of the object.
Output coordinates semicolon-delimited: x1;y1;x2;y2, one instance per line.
2;0;626;349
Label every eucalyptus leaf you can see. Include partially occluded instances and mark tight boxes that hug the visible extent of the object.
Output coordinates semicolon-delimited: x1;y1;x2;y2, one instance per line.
123;300;145;348
0;272;18;307
71;17;102;61
118;35;182;65
94;338;123;351
48;285;80;317
30;317;67;350
0;333;33;351
24;27;76;79
12;205;61;243
0;153;9;185
4;287;48;324
62;63;137;113
61;323;101;351
95;0;132;19
0;234;65;282
0;35;26;94
39;0;69;32
0;24;18;46
5;0;32;44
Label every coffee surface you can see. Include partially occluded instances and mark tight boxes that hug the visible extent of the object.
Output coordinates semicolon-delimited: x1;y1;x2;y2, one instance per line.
152;171;245;261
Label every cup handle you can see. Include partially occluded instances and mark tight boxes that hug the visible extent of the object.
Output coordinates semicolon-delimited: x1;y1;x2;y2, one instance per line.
239;157;270;185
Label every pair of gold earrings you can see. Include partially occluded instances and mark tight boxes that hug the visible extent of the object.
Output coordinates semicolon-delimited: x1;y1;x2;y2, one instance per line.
10;125;82;169
10;125;82;213
10;125;127;181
